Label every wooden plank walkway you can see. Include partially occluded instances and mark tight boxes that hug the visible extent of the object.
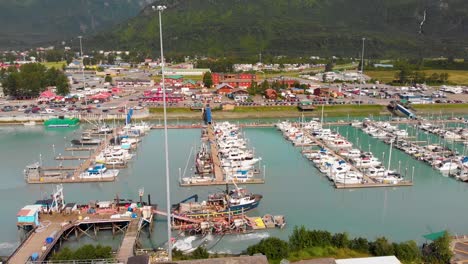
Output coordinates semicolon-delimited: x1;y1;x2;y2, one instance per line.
65;147;95;151
180;178;265;187
207;125;224;182
41;166;78;171
55;156;89;160
8;214;136;264
27;176;116;184
7;222;64;264
27;128;122;184
116;219;140;263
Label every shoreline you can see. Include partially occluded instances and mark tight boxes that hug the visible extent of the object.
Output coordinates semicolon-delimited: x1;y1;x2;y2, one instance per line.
0;103;466;125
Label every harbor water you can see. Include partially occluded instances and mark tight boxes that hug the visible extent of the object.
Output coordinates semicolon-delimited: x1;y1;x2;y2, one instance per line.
1;122;468;256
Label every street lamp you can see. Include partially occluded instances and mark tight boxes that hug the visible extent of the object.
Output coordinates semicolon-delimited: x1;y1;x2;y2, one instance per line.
360;37;365;74
359;37;366;106
152;4;172;261
78;36;87;106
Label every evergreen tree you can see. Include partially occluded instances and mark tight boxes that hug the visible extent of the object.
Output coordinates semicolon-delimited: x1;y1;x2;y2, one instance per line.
203;72;213;88
105;75;113;83
423;232;453;264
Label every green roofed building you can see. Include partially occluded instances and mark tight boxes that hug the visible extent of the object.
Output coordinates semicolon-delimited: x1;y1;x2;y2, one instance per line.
167;75;184;80
44;117;80;128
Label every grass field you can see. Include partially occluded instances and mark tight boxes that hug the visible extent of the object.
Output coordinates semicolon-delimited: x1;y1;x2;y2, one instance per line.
149;107;193;114
41;61;66;69
148;104;388;119
412;103;468;114
366;70;468;85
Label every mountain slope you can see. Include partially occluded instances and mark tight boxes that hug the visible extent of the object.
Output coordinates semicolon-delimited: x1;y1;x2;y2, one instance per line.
90;0;468;58
0;0;153;48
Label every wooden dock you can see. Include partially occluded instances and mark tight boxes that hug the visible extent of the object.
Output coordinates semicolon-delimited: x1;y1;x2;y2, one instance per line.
7;222;66;264
116;219;140;263
180;178;265;187
55;155;89;160
41;166;78;171
207;125;224;182
27;176;116;184
8;211;149;264
65;147;95;151
335;182;413;189
26;127;123;184
180;125;266;187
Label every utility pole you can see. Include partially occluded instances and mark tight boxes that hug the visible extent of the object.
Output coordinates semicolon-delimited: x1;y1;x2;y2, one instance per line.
361;37;366;74
78;36;87;106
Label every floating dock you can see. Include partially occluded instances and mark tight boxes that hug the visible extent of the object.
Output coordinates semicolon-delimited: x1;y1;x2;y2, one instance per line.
180;125;265;187
307;135;413;189
25;127;125;184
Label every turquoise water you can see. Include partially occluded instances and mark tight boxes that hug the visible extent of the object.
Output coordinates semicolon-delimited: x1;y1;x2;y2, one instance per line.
1;123;468;256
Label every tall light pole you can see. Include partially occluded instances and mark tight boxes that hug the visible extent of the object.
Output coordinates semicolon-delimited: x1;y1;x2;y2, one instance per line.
78;36;87;106
153;4;172;261
360;37;365;74
359;37;366;106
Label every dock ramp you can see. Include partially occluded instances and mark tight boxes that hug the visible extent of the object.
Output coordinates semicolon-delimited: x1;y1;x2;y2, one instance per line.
396;104;416;119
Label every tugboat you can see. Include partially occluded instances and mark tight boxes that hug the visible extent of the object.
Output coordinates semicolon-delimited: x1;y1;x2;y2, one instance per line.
172;182;262;218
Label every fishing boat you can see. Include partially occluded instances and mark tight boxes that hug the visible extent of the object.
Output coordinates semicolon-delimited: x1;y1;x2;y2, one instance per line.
71;132;101;146
172;183;262;218
95;148;133;163
325;138;353;150
436;161;459;174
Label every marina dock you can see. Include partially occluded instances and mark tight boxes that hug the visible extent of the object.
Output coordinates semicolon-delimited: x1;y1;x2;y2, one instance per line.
25;126;127;184
8;221;67;264
64;147;95;151
54;155;89;160
307;134;413;189
9;215;145;263
180;123;265;187
208;125;224;182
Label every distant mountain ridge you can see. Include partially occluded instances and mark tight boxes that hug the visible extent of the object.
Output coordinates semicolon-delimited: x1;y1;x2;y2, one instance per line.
89;0;468;58
0;0;153;49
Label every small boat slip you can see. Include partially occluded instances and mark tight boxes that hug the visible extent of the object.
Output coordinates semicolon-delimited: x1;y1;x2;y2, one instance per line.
179;178;265;187
278;120;414;189
64;147;96;151
55;155;90;160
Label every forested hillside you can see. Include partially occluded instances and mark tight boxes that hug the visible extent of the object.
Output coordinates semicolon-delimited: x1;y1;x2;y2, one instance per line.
90;0;468;58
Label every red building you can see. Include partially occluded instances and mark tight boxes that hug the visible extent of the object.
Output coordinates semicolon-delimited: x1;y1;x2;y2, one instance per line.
142;89;184;102
216;84;234;95
212;73;257;88
265;89;278;100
